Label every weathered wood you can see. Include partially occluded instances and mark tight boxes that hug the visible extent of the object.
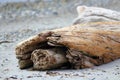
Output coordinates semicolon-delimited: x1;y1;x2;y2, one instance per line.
16;53;31;60
66;49;118;69
15;31;52;55
15;6;120;70
15;31;52;69
48;22;120;69
18;59;33;69
16;22;120;70
31;48;68;70
73;6;120;24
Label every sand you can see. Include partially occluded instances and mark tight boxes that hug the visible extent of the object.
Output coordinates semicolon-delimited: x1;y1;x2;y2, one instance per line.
0;1;120;80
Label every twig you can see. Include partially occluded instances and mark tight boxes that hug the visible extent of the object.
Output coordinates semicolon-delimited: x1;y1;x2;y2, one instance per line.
0;40;12;44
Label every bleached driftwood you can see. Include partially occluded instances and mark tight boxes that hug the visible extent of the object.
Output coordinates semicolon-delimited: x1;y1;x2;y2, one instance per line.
73;6;120;24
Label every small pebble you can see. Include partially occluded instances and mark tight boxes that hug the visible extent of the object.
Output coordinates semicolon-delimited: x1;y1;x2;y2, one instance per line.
9;76;17;79
27;76;33;78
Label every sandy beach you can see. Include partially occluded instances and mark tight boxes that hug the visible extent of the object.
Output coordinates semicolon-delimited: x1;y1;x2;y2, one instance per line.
0;0;120;80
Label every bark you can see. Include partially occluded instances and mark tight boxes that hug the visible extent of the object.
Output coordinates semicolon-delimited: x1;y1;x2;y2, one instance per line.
31;48;68;70
48;22;120;69
73;6;120;24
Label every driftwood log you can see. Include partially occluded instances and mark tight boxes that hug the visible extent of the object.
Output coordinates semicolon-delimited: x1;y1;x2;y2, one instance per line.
15;22;120;70
15;6;120;70
73;6;120;24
